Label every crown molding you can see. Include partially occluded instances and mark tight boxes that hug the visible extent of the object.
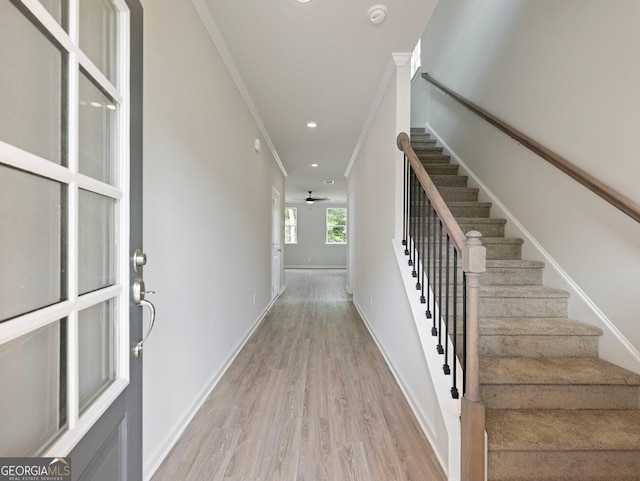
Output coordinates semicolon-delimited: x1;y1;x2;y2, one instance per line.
344;52;411;178
392;52;412;66
191;0;288;177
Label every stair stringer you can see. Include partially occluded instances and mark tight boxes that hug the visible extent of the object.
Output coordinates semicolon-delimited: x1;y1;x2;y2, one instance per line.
390;240;468;481
423;121;640;376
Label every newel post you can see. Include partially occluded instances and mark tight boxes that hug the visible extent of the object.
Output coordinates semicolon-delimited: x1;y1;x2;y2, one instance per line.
461;231;486;481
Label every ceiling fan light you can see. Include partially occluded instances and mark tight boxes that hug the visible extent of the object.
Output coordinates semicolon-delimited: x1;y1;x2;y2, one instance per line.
306;199;314;204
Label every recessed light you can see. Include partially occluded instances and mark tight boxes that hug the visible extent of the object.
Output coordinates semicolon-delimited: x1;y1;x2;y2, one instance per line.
306;121;318;128
296;0;312;3
311;163;319;167
90;101;102;108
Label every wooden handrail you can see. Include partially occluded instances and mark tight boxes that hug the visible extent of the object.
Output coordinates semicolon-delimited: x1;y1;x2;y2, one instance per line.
397;132;467;253
422;73;640;224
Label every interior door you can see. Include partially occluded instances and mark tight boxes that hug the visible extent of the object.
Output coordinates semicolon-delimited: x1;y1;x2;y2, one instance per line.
272;188;282;300
0;1;144;480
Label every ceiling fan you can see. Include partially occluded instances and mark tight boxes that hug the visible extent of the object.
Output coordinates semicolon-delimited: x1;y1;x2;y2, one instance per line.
304;191;329;204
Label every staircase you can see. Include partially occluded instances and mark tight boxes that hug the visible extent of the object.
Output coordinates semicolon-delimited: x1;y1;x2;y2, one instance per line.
409;127;640;481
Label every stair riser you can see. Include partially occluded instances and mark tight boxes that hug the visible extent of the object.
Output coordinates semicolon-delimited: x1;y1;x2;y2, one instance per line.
481;384;640;410
485;242;522;260
413;147;443;155
408;239;522;265
410;205;491;219
411;220;505;236
430;175;467;187
439;189;479;202
416;155;451;164
478;297;567;318
406;264;543;286
451;205;491;218
479;334;598;358
421;164;459;175
437;296;567;319
488;450;640;481
411;140;437;148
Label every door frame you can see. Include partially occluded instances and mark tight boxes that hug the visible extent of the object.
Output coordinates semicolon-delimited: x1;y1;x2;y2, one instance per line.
271;187;282;301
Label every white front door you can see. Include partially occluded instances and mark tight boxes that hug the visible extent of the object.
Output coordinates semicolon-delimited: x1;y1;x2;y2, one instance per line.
0;1;144;479
272;188;282;301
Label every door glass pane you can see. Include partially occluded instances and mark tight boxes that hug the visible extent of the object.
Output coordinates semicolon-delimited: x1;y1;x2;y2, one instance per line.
79;72;116;185
0;1;64;164
79;0;117;83
0;320;67;456
79;190;115;294
0;165;66;322
38;0;67;28
79;300;116;414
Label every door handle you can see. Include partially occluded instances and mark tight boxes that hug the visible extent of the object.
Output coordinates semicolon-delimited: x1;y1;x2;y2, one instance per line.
133;277;156;359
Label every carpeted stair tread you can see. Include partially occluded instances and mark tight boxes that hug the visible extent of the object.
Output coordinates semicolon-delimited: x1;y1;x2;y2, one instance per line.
480;357;640;385
486;409;640;451
480;318;602;336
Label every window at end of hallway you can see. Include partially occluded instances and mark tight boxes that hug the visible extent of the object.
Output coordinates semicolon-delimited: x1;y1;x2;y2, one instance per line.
326;208;347;244
411;39;421;79
285;207;297;244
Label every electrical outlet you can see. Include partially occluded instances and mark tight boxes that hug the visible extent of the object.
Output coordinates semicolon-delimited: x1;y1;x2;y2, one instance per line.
369;297;373;307
253;294;256;306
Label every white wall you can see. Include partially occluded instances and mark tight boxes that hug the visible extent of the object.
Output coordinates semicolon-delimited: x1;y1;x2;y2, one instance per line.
284;202;347;268
141;0;285;477
414;0;640;372
348;63;454;477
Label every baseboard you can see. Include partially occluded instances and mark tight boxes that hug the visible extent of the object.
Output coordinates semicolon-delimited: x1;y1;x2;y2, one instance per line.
426;122;640;370
285;265;347;269
142;299;276;481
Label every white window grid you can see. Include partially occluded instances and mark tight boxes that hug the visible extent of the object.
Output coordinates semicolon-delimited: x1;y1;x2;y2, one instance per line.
0;0;131;456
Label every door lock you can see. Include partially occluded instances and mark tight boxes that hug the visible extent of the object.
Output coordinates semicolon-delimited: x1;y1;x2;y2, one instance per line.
133;248;147;272
133;277;156;358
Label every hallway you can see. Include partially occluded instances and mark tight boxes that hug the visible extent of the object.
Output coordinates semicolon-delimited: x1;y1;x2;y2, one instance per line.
150;269;446;481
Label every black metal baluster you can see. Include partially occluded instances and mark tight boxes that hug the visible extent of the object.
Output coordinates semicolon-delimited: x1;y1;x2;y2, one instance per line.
451;248;459;399
426;199;432;318
411;171;417;277
403;154;408;251
437;219;444;354
431;205;438;335
420;189;426;302
443;234;451;375
416;186;422;290
408;170;414;267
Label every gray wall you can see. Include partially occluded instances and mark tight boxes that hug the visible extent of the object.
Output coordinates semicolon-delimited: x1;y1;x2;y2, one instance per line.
347;63;453;474
141;0;285;476
284;202;347;268
413;0;640;373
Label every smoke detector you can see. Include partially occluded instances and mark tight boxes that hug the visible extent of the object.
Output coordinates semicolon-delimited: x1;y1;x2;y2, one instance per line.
367;5;387;24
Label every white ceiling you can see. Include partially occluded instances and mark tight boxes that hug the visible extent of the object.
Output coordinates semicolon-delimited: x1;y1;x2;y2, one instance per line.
199;0;437;202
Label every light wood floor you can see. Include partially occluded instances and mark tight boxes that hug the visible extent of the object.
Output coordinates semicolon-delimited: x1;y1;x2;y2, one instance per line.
151;269;446;481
